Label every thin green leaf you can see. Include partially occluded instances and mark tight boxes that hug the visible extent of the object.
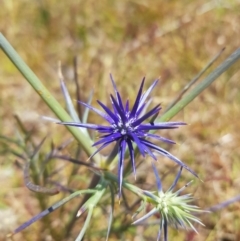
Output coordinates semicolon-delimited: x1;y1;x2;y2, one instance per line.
75;179;107;240
165;47;225;112
0;33;98;161
75;207;94;241
106;184;115;241
10;189;95;235
73;56;82;119
160;47;240;122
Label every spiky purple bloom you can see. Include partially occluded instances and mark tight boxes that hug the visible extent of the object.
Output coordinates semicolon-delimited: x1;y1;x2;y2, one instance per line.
57;75;197;193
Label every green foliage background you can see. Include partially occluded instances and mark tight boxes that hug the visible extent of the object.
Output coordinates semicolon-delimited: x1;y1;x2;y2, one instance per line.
0;1;240;240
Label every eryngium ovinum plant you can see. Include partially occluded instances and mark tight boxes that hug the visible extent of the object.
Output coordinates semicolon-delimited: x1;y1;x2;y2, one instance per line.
2;32;239;240
12;74;203;241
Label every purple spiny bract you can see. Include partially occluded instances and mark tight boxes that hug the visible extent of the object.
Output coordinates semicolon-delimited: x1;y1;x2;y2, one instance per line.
58;74;197;194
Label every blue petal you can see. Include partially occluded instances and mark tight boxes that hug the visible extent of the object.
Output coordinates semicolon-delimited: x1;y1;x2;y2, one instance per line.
92;133;122;146
110;94;126;122
142;190;159;201
126;139;136;178
132;104;161;127
116;92;125;113
163;220;168;241
145;133;176;144
110;74;125;112
138;79;159;109
129;133;146;157
154;121;186;126
96;126;114;132
97;100;119;123
138;122;185;131
88;139;115;160
132;207;158;225
78;100;113;124
97;128;114;133
130;77;145;118
138;125;178;131
168;166;183;191
140;139;198;178
149;110;160;125
152;161;162;192
157;220;163;241
135;102;146;117
118;139;126;196
110;73;118;98
125;100;129;113
57;122;101;130
141;143;157;160
130;133;157;161
175;180;193;195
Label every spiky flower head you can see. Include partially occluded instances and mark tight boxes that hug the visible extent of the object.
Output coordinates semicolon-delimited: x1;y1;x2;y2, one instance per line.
133;163;204;241
57;75;197;194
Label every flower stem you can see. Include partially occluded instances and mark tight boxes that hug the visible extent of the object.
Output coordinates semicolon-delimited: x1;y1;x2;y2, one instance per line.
0;33;99;161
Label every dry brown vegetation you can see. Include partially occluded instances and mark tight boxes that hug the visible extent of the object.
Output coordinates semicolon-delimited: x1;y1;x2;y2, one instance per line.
0;1;240;240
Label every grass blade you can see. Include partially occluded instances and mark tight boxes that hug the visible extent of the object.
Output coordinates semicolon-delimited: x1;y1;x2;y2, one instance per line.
0;33;98;161
165;47;225;112
159;47;240;122
10;189;95;235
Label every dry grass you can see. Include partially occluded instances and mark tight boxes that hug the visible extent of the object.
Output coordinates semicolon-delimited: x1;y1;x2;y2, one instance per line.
0;1;240;240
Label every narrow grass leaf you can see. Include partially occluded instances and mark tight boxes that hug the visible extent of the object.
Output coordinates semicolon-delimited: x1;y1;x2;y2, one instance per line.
11;190;95;235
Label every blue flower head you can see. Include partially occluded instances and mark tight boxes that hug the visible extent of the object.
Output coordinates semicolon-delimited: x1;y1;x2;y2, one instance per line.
58;75;197;194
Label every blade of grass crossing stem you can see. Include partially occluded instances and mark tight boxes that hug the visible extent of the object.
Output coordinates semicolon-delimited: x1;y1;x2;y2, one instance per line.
159;48;240;122
165;47;225;112
0;33;98;161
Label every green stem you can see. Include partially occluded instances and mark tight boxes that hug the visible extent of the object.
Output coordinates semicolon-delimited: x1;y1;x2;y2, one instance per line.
75;207;94;241
159;48;240;121
75;178;107;241
0;33;99;161
165;47;225;112
104;172;143;197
